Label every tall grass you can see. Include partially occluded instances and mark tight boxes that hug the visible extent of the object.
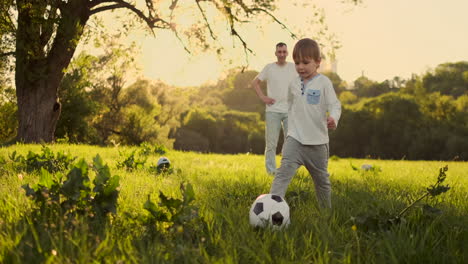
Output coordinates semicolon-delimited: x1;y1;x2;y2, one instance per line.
0;144;466;263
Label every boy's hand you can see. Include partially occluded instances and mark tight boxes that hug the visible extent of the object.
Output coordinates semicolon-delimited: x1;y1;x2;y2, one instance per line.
261;96;276;105
327;117;337;130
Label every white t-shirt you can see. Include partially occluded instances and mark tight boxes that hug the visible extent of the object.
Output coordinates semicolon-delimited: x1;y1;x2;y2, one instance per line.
256;62;297;113
287;74;341;145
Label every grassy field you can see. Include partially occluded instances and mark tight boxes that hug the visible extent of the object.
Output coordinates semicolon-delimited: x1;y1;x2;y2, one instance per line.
0;144;467;263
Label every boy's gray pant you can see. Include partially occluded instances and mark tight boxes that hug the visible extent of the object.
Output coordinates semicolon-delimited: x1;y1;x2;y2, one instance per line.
270;137;331;208
265;112;288;175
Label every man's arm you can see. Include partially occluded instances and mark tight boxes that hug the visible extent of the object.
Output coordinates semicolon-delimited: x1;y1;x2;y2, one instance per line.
252;78;275;105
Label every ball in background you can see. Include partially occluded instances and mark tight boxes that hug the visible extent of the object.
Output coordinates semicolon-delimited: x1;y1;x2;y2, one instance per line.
156;157;171;172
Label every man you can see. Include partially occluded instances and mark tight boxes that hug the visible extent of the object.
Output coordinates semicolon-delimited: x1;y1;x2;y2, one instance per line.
252;42;297;175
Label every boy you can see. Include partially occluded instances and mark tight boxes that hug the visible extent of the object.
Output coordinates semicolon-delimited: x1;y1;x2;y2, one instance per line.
269;38;341;209
252;43;297;175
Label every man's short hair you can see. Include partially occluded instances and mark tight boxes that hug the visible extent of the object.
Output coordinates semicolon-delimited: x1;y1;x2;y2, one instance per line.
276;42;287;48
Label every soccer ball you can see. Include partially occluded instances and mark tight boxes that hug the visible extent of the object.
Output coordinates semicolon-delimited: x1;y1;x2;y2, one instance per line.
157;157;171;171
249;194;290;230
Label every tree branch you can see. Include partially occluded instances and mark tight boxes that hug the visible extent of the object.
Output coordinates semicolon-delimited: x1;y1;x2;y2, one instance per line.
171;29;192;54
195;0;216;41
220;3;254;66
90;0;171;32
46;0;92;89
40;5;59;47
169;0;178;11
230;28;253;55
90;3;127;15
0;7;17;32
0;51;15;57
89;0;114;8
250;7;297;39
89;0;192;53
89;1;296;65
230;26;253;68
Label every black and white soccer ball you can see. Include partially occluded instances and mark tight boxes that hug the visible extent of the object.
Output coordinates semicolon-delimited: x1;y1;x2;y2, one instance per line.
249;194;290;230
157;157;171;171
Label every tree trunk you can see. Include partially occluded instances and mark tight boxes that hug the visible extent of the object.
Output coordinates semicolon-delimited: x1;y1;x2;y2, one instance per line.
15;0;90;143
16;80;61;143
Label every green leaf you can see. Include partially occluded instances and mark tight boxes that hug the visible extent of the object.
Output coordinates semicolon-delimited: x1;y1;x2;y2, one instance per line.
9;151;18;161
93;175;120;214
103;175;120;195
144;195;169;222
143;195;158;215
61;159;90;200
38;167;53;189
427;185;450;197
182;183;195;205
93;156;111;191
94;191;119;214
159;191;182;212
93;154;105;173
90;155;120;215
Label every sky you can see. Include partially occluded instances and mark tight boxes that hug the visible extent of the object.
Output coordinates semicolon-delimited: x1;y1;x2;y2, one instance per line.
94;0;468;87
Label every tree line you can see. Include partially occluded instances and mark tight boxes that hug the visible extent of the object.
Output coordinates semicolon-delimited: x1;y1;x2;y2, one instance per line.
6;1;464;161
1;40;467;160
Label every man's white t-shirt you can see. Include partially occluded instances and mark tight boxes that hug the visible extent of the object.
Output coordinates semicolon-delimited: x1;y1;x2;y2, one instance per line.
256;62;297;113
287;74;342;145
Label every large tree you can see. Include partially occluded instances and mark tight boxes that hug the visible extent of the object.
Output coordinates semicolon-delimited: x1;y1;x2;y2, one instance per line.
2;0;358;143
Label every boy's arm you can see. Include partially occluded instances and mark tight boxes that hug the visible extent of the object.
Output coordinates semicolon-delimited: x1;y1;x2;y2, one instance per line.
325;81;342;128
287;81;294;111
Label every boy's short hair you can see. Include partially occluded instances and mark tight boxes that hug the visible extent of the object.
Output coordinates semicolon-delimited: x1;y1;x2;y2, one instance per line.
276;42;287;48
293;38;320;62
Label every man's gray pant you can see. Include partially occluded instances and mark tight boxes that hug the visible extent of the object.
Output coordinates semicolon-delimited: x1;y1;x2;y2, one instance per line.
270;137;331;208
265;111;288;175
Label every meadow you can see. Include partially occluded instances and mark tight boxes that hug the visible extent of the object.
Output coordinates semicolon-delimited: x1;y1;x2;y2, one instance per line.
0;144;467;263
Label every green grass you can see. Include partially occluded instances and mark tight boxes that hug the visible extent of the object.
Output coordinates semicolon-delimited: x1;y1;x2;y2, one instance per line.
0;144;467;263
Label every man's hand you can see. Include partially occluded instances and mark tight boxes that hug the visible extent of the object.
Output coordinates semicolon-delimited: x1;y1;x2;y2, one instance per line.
252;78;275;105
327;116;337;130
261;96;276;105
